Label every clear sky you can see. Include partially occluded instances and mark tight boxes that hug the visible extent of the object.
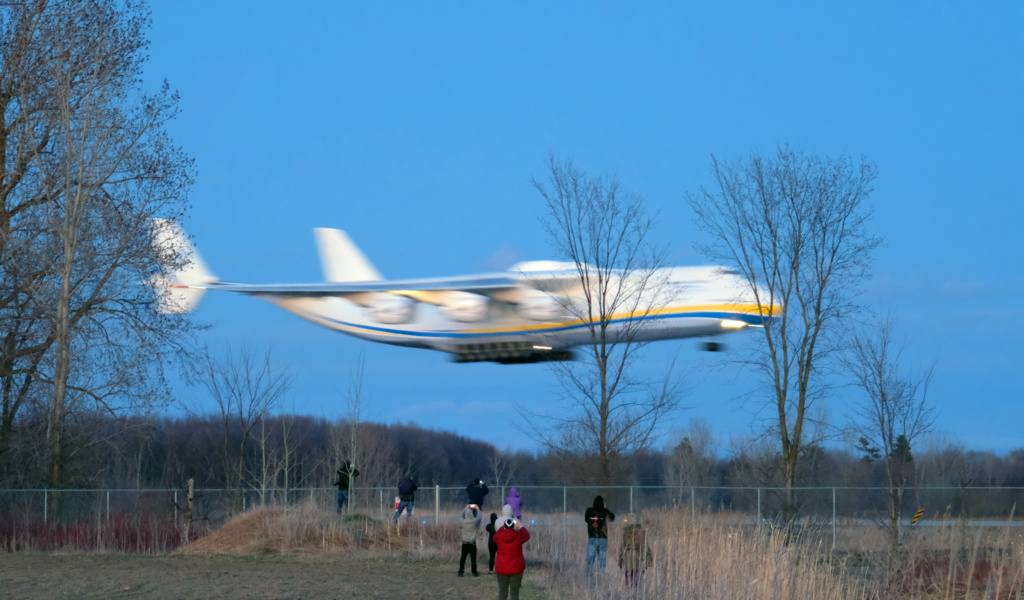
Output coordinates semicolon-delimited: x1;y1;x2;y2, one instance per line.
143;2;1023;454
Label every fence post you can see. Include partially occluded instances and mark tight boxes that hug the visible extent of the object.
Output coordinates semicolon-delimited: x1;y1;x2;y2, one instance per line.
435;485;439;524
174;490;178;525
630;486;634;514
690;486;695;527
563;486;567;520
44;488;48;525
380;488;384;521
757;488;762;529
832;487;837;552
106;489;110;524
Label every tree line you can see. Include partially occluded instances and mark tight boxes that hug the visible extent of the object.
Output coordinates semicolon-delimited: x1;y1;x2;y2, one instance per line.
1;407;1020;496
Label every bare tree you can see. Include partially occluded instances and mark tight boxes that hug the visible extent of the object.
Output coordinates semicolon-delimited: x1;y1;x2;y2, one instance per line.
687;147;881;522
665;418;719;497
0;1;196;491
197;343;292;513
843;316;935;549
526;156;683;484
488;447;521;497
343;356;365;510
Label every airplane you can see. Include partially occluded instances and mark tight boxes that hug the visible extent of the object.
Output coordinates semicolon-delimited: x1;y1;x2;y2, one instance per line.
150;220;773;364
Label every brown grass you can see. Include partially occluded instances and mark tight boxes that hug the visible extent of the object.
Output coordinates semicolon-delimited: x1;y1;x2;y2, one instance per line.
180;501;462;556
178;503;1024;599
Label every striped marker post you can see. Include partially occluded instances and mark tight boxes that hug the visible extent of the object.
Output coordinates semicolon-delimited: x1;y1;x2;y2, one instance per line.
911;508;925;524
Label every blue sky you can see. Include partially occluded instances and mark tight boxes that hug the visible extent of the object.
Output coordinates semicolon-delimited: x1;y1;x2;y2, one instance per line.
144;2;1023;454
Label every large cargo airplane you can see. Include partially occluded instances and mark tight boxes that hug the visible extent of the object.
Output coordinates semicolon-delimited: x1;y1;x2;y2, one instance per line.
151;220;772;364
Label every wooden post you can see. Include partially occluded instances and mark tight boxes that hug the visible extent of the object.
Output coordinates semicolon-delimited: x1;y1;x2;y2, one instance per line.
182;478;194;544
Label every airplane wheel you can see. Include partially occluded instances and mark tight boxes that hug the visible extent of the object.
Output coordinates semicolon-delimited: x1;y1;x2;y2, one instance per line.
703;341;721;352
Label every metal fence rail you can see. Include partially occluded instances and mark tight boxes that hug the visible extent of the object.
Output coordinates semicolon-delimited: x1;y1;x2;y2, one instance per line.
2;485;1021;530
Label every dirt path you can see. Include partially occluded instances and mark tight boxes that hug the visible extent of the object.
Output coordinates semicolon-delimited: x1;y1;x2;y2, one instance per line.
0;553;549;600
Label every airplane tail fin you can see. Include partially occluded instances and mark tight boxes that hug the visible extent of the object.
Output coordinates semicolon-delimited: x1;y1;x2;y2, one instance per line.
313;228;383;282
150;219;217;314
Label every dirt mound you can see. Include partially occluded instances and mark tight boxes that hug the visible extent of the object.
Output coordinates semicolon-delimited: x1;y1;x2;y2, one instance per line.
180;505;461;556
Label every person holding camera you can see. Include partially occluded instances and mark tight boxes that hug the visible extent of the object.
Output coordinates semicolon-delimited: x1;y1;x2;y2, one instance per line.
334;462;359;514
584;495;615;575
466;477;489;507
493;514;531;600
393;475;417;522
458;503;482;577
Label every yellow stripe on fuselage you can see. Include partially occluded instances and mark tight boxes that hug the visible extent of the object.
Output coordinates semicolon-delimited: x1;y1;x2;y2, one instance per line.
456;303;776;335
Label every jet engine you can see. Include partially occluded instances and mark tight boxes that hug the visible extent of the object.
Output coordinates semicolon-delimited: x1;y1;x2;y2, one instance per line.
516;290;565;322
439;291;488;323
366;294;416;324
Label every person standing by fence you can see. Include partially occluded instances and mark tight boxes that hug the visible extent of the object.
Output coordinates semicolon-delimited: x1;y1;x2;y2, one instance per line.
335;462;359;514
467;478;489;508
584;495;615;575
394;475;417;522
504;487;523;519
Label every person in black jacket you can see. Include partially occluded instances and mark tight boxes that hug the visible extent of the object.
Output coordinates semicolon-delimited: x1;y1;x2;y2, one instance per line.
335;462;359;514
394;475;418;522
584;495;615;575
485;512;499;574
466;478;489;507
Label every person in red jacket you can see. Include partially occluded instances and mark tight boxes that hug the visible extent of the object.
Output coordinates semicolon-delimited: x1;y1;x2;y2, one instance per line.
493;517;531;600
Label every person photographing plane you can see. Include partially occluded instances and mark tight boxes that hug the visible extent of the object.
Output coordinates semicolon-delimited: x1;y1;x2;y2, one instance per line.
466;478;489;507
584;495;615;575
335;461;359;513
493;515;530;600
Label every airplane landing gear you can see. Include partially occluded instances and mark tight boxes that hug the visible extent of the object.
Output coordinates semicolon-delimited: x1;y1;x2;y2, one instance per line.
703;341;722;352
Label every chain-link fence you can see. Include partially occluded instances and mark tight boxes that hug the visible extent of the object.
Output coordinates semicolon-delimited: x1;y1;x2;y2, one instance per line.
0;483;1019;548
3;485;1022;528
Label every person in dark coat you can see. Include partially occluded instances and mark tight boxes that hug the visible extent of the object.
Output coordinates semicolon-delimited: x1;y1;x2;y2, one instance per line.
393;475;417;522
494;517;530;600
335;462;359;514
485;512;499;574
466;478;489;507
584;495;615;574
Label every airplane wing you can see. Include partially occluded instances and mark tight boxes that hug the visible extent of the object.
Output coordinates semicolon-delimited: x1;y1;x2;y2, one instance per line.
192;275;522;298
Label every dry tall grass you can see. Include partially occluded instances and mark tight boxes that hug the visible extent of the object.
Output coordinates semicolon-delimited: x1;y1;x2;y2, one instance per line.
530;511;864;600
178;503;1024;599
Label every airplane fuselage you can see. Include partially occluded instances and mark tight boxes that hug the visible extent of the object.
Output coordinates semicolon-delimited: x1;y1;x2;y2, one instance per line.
260;265;764;362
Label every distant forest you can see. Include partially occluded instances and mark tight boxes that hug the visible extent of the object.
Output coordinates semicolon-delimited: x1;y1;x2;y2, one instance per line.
1;412;1022;494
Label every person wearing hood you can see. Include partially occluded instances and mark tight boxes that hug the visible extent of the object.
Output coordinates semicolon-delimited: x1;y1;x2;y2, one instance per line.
485;512;499;574
504;487;523;519
467;478;489;507
618;517;653;587
584;495;615;575
458;504;482;577
393;475;417;522
494;515;530;600
334;462;359;514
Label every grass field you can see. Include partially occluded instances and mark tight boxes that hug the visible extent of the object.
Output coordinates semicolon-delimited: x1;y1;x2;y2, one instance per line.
3;504;1022;599
0;553;548;600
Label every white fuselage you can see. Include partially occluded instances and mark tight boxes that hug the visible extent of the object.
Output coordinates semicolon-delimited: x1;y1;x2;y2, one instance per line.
261;265;764;355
